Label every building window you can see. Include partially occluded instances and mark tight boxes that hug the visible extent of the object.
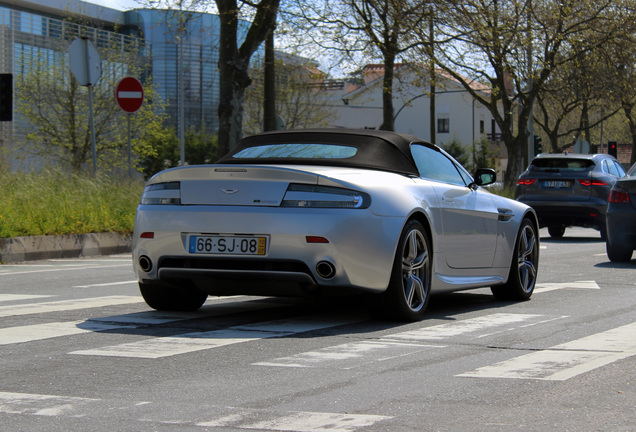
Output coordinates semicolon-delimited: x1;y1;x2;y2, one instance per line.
437;118;449;133
480;120;485;134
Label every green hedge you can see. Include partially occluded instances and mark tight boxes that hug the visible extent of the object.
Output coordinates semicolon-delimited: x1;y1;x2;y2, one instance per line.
0;170;144;238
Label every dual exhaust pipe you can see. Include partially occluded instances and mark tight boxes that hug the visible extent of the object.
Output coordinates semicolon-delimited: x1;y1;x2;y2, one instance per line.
138;255;336;280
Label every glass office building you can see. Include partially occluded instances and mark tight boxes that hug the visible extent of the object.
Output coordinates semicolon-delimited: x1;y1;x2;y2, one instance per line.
1;0;243;167
123;9;223;134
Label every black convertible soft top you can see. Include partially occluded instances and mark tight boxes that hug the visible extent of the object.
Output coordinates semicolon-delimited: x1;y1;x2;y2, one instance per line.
216;128;434;176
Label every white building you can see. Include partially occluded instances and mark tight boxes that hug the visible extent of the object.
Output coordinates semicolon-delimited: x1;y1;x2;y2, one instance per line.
328;64;505;167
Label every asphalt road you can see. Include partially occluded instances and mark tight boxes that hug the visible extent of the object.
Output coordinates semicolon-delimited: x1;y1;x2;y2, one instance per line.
0;227;634;431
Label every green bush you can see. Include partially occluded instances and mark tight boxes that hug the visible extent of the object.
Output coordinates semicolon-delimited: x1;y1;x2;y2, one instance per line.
0;169;143;238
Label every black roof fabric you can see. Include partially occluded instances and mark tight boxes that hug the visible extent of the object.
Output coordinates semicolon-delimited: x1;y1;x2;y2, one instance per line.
216;129;430;176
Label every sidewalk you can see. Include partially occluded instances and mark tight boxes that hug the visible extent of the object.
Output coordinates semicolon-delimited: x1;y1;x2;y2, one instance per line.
0;232;132;263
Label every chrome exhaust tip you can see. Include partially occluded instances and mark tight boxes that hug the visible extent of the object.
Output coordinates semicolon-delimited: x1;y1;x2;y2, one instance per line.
139;255;153;272
316;261;336;279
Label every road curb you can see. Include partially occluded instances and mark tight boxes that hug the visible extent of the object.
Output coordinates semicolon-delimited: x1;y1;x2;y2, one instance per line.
0;232;132;263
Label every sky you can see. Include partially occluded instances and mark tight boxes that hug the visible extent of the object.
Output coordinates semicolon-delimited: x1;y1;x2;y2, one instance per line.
85;0;142;10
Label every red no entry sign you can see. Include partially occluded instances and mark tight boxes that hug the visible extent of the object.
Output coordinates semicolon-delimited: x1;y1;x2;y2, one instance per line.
115;77;144;113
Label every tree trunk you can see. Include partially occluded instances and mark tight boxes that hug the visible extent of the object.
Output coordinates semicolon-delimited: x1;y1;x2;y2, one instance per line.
216;0;280;156
380;56;395;131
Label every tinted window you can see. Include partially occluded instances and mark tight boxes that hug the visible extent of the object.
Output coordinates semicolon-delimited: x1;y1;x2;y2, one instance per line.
233;143;358;159
411;144;466;185
530;158;593;171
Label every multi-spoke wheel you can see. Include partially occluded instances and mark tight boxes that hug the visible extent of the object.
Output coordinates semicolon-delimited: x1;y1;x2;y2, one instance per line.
492;218;539;301
139;281;208;311
383;220;431;321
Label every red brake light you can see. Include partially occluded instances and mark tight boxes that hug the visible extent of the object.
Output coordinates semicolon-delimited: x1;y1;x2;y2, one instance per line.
306;236;329;243
517;179;536;186
608;188;631;203
140;232;155;239
579;179;608;187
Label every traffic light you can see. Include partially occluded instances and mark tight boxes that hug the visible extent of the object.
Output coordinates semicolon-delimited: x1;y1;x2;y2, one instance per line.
608;141;618;158
533;135;542;155
0;73;12;122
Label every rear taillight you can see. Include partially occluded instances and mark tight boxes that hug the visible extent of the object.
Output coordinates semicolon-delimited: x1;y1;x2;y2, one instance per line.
281;184;371;209
517;179;536;186
578;179;608;187
608;187;631;203
140;182;181;205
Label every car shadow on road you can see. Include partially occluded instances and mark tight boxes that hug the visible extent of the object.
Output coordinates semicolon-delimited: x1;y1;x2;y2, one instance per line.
75;289;521;340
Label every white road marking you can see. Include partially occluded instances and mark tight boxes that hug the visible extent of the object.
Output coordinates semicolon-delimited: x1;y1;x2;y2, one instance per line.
0;264;130;276
257;314;557;369
0;294;53;302
70;315;365;358
386;313;543;341
0;391;100;416
458;321;636;380
0;296;143;318
196;407;391;432
73;280;137;288
534;280;600;293
0;321;136;345
254;340;442;369
0;392;390;431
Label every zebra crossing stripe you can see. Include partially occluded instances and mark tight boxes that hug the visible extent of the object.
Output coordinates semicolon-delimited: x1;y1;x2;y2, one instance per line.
196;407;391;432
0;321;136;345
0;296;143;318
255;340;442;369
0;391;100;416
70;314;365;358
386;313;544;341
0;392;391;431
0;294;53;303
458;321;636;380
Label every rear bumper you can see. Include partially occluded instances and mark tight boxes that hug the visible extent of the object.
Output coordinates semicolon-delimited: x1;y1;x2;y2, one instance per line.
133;204;405;295
518;200;607;229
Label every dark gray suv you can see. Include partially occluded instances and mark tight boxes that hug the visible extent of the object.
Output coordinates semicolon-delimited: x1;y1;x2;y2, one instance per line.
516;153;625;238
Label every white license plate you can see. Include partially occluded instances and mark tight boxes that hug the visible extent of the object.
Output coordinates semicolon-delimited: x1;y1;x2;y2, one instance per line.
543;180;570;188
188;235;267;255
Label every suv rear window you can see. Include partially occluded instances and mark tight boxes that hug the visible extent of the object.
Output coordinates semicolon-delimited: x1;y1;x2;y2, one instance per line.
530;158;594;172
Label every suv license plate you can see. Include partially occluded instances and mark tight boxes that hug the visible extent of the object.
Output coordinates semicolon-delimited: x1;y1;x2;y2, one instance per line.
188;235;267;255
543;180;570;188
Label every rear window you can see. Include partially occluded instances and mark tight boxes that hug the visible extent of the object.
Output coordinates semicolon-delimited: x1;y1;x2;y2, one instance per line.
530;158;594;172
232;143;358;159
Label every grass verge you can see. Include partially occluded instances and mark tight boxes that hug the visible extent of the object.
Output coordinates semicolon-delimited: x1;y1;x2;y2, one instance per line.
0;169;144;238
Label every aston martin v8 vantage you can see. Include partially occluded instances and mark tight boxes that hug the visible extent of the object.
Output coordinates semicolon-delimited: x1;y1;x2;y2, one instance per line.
133;129;539;321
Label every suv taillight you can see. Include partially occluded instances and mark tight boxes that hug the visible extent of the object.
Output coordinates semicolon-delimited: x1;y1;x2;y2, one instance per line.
517;179;536;186
579;179;608;187
608;187;631;203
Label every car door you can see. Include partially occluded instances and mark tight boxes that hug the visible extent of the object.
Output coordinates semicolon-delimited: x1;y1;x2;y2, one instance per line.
411;144;498;269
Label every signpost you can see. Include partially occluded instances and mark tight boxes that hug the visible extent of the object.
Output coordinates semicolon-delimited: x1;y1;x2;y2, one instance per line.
116;77;144;177
69;38;101;174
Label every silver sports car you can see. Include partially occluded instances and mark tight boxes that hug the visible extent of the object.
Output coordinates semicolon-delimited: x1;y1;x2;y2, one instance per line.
133;129;539;321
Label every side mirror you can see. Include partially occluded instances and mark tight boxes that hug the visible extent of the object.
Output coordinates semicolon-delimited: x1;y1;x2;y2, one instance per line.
472;168;497;187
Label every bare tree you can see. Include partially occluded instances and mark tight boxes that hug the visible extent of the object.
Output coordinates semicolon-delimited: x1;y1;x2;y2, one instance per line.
430;0;636;187
284;0;433;131
140;0;280;154
14;41;168;174
216;0;280;153
243;56;337;134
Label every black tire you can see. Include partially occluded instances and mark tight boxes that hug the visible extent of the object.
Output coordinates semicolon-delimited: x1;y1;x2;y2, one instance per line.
547;225;565;238
491;218;539;301
139;281;208;311
606;241;633;263
383;220;432;322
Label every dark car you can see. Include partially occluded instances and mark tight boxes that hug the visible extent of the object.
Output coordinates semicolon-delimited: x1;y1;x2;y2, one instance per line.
516;153;626;238
606;162;636;262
